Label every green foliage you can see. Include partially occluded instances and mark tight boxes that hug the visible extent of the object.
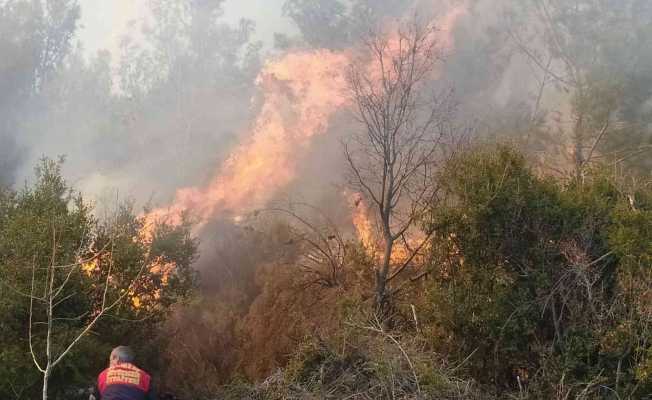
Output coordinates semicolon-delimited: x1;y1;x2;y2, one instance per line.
425;145;651;398
0;158;198;399
155;145;649;399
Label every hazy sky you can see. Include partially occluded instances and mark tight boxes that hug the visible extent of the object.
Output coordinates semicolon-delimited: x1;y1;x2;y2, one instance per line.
77;0;292;59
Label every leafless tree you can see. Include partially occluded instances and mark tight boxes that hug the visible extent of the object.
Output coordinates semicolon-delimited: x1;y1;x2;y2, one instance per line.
344;20;457;318
27;227;148;400
260;203;349;290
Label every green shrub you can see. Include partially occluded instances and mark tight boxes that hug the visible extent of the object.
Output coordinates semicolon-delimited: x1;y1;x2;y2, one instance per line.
424;145;651;398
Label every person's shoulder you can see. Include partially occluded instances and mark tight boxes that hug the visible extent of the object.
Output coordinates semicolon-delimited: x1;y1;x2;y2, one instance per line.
97;367;110;390
131;364;152;392
137;366;152;383
122;363;151;383
98;367;110;379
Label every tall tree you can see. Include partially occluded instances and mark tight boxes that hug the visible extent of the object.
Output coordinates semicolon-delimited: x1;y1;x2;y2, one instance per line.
344;20;455;318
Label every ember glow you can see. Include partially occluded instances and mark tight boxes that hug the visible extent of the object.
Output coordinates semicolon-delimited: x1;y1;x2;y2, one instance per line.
348;191;427;265
348;192;376;250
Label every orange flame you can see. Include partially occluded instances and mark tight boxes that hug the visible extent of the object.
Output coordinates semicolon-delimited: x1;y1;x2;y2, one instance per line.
81;258;99;275
142;3;468;238
432;1;467;51
348;191;426;265
366;2;467;84
346;3;467;263
348;192;376;250
143;50;350;233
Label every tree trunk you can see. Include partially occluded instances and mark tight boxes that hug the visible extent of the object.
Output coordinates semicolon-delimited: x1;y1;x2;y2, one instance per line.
375;230;393;322
42;368;50;400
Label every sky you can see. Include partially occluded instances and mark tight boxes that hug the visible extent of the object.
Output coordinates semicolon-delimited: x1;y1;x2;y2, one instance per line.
77;0;292;60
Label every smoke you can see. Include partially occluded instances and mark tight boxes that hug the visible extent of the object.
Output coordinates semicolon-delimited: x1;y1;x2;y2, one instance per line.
0;1;525;192
2;0;651;276
3;0;262;203
0;136;22;186
143;48;351;233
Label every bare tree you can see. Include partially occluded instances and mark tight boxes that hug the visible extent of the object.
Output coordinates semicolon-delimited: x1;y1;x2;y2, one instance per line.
344;20;456;318
27;228;148;400
260;203;349;290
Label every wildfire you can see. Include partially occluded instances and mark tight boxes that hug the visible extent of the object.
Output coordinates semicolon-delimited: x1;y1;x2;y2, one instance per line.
432;1;467;51
365;1;468;86
346;3;466;265
348;192;376;250
141;3;469;250
142;50;350;234
348;192;427;265
79;254;144;308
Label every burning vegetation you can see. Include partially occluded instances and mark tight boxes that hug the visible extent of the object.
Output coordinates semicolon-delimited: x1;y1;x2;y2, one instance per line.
0;1;651;400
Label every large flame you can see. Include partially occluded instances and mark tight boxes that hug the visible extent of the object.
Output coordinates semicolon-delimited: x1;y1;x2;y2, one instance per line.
142;3;468;240
347;2;467;263
143;50;350;234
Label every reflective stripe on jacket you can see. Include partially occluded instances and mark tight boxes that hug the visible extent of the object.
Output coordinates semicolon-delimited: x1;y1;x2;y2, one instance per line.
97;363;152;400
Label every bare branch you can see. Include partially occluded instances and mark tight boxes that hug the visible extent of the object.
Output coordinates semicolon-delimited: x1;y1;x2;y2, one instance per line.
52;249;148;368
387;232;433;283
344;18;456;317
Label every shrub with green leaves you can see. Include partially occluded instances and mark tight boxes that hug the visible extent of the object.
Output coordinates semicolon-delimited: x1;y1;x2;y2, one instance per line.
425;145;651;398
0;159;198;399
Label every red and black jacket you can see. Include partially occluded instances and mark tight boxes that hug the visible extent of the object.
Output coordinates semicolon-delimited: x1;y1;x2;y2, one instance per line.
96;363;155;400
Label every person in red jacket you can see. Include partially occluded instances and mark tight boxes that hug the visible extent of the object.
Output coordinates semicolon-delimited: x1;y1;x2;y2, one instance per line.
91;346;156;400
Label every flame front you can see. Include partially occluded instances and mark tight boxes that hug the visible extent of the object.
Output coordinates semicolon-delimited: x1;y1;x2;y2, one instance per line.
143;50;350;232
142;3;468;239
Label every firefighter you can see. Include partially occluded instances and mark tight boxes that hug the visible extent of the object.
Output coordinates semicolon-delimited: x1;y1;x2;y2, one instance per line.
90;346;156;400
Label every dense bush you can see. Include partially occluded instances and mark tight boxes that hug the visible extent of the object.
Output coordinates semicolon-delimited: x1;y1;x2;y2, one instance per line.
424;146;651;398
151;146;651;400
3;149;649;400
0;159;198;399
